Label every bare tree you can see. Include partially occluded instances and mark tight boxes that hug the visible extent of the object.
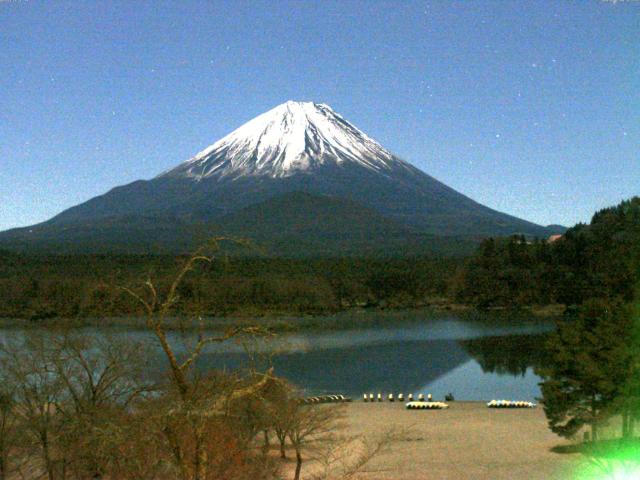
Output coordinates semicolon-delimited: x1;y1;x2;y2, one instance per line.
0;330;155;480
310;427;410;480
287;403;346;480
261;380;300;460
0;333;66;480
265;381;407;480
50;333;153;479
83;408;168;480
121;239;278;480
120;239;270;396
0;381;20;480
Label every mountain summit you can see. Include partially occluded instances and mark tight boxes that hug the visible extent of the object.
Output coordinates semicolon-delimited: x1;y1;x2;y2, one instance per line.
162;101;403;180
0;101;564;255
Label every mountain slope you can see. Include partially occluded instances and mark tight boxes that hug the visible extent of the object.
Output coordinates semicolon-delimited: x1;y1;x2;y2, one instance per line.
211;192;480;257
0;192;480;257
0;101;564;255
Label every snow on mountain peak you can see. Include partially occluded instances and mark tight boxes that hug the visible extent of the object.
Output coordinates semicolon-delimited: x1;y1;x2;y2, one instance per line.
162;101;403;180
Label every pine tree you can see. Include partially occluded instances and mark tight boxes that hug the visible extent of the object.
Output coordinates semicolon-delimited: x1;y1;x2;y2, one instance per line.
619;290;640;438
538;300;635;440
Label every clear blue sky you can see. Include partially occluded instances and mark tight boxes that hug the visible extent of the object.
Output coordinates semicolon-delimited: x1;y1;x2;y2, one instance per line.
1;0;638;231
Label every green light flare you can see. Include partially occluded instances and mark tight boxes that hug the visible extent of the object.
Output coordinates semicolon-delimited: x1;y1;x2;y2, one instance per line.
570;441;640;480
573;461;639;480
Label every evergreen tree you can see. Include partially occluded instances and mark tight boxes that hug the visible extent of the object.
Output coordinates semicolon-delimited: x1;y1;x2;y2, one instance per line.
537;300;635;440
618;288;640;438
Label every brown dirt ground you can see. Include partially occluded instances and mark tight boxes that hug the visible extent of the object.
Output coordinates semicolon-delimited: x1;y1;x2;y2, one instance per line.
324;401;583;480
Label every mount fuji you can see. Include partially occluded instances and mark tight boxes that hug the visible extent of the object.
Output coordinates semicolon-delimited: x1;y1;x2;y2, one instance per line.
0;101;564;255
162;101;402;180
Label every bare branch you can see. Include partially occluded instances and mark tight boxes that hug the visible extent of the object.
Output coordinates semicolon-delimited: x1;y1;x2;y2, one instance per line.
178;326;244;372
119;286;153;317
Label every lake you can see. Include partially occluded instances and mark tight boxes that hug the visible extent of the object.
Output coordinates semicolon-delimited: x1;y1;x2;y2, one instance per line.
0;313;554;401
195;315;553;401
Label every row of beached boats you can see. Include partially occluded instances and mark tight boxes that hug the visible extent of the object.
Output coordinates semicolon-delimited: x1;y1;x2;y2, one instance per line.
405;401;450;410
403;399;537;410
362;393;435;402
299;394;352;404
486;400;536;408
299;394;537;409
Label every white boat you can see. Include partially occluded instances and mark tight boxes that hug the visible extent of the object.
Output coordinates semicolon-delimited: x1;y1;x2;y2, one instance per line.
405;401;449;410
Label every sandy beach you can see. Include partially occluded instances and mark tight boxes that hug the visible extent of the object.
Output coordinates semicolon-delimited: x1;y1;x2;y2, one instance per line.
329;401;583;480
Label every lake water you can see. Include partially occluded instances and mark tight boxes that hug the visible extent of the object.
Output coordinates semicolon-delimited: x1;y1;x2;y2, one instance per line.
194;316;552;401
0;313;554;401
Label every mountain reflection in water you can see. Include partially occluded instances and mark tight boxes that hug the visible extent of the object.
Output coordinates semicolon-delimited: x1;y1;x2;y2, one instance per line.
458;334;550;377
195;332;551;399
0;319;552;401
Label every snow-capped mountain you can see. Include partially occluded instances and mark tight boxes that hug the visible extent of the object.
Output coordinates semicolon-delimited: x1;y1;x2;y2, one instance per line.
162;101;404;180
0;101;565;255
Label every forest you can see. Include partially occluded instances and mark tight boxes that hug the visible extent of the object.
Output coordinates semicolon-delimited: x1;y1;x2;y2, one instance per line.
0;197;638;323
0;252;459;321
455;197;640;309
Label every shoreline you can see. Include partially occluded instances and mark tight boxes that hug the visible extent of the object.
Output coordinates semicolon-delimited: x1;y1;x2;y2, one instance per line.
0;304;563;332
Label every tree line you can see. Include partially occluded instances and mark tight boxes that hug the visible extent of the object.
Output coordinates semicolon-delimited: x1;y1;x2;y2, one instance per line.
0;252;459;321
455;197;640;309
